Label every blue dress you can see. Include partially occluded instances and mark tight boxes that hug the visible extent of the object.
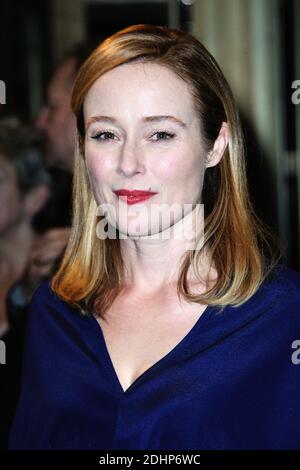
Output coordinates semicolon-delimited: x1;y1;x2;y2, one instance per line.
9;263;300;450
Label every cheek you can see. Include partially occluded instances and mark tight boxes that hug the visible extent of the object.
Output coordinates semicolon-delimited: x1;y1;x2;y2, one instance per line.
0;185;21;227
152;148;203;183
86;151;109;181
85;148;115;201
0;182;19;204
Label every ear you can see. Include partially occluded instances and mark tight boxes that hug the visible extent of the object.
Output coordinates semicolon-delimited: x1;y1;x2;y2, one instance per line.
24;184;50;217
205;121;229;168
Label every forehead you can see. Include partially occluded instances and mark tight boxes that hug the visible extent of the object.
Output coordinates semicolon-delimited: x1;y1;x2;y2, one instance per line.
84;62;196;118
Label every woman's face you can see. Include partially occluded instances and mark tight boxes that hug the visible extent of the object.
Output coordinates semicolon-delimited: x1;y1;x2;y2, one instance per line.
83;62;207;238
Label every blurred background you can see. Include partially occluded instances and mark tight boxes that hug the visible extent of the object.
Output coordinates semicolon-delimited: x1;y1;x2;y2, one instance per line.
0;0;300;269
0;0;299;450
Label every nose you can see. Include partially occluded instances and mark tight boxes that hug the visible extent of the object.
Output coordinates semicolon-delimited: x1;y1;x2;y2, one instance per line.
117;138;144;177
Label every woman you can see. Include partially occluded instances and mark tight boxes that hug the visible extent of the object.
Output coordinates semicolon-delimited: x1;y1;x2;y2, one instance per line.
9;24;300;450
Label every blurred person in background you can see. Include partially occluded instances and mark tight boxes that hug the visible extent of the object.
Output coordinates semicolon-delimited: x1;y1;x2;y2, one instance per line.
36;42;95;173
1;42;95;450
35;53;76;173
7;43;95;308
0;118;50;335
0;117;50;449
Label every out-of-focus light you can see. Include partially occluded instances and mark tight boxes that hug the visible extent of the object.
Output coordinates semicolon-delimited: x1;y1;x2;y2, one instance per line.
180;0;196;5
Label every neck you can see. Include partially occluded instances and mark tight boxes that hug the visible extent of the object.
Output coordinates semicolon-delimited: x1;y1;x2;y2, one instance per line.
119;204;213;294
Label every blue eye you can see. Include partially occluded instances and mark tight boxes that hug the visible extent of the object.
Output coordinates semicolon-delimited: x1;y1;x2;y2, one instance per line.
151;131;175;141
91;131;116;141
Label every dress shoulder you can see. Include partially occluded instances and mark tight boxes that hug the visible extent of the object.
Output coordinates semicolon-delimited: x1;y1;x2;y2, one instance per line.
27;280;86;329
30;279;62;310
266;263;300;308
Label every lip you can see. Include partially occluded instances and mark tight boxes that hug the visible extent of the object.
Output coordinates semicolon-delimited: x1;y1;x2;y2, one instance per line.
113;189;158;205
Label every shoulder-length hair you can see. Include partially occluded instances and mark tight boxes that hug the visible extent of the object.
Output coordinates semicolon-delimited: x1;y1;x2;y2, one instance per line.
51;24;281;317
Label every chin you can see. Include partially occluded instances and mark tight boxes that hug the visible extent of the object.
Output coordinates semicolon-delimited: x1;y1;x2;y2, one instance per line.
117;222;163;239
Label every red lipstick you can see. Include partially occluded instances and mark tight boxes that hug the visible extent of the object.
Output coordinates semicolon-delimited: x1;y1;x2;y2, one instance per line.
113;189;157;205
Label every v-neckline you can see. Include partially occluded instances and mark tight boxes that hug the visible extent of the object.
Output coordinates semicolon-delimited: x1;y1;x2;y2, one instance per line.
89;303;215;396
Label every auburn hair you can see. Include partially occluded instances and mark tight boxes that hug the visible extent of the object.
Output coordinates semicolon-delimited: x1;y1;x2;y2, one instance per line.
51;24;281;317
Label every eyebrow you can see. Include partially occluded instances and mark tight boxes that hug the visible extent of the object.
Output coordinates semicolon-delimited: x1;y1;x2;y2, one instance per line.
86;115;187;130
